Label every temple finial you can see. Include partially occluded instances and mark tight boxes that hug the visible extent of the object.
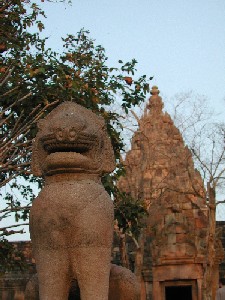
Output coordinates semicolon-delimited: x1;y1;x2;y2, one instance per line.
150;86;160;96
147;86;164;114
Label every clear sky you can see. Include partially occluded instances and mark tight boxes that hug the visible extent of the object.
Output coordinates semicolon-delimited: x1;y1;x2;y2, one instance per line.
4;0;225;241
39;0;225;114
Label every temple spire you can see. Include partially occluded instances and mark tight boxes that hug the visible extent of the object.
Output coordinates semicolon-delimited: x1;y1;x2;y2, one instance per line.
147;86;164;114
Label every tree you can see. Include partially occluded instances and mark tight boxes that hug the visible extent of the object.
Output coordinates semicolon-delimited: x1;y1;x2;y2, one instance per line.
188;123;225;300
113;188;148;269
0;0;49;269
0;0;151;270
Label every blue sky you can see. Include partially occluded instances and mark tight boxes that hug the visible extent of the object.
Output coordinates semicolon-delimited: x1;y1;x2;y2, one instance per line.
39;0;225;114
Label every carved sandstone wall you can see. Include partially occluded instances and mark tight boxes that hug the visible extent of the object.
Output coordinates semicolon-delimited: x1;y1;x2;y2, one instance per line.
118;86;211;299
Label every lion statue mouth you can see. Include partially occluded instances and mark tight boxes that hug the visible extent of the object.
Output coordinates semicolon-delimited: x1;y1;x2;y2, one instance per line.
40;132;101;175
32;102;115;177
41;129;99;175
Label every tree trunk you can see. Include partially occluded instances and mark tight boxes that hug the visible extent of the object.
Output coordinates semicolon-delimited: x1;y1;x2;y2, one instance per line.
203;182;216;300
119;234;130;269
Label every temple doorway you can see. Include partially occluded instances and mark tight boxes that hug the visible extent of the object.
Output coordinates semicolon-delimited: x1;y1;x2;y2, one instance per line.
162;280;197;300
165;285;192;300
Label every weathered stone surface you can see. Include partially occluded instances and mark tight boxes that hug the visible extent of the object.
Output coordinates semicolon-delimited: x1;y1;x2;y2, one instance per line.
30;102;116;300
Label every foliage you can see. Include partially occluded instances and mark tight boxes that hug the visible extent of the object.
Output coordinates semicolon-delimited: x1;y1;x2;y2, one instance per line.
0;238;26;274
0;0;150;271
113;189;148;268
103;171;148;240
114;190;148;240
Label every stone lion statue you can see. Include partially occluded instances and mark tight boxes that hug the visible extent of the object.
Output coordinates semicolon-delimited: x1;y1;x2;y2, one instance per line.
30;102;140;299
30;102;116;300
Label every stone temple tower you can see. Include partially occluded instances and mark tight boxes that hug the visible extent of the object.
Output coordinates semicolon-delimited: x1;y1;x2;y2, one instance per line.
118;87;211;300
